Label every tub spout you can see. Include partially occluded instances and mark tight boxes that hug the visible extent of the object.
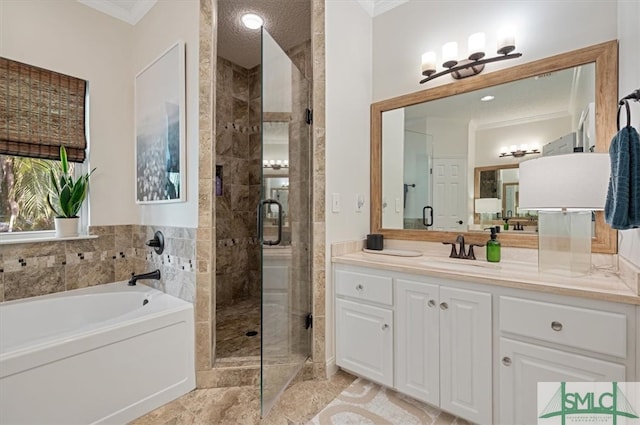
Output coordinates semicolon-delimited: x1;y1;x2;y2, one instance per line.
128;269;161;286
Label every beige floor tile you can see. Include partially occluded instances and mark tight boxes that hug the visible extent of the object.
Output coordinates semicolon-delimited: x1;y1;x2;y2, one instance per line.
130;370;357;425
128;398;186;425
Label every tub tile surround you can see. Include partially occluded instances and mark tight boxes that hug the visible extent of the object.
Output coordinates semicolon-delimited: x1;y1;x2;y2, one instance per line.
0;225;196;303
331;239;640;304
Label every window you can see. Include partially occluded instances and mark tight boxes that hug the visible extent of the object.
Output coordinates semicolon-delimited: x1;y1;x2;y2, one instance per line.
0;57;88;235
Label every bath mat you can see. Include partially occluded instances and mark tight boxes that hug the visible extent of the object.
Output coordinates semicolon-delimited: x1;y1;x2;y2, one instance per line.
307;378;470;425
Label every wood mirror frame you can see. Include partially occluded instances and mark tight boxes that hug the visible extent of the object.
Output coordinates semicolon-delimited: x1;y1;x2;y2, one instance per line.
370;40;618;253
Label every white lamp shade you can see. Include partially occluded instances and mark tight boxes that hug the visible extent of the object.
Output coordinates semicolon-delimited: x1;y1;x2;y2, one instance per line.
519;153;610;210
475;197;502;213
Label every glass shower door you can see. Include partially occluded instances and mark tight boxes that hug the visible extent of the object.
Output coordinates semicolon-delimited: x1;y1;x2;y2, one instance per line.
259;28;312;416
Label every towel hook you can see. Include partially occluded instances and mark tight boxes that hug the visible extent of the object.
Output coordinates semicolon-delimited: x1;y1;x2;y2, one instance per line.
617;100;631;130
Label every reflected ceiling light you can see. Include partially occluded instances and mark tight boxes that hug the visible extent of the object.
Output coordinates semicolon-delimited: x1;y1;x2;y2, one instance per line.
263;159;289;170
241;13;263;29
499;144;540;158
420;28;522;84
480;95;495;102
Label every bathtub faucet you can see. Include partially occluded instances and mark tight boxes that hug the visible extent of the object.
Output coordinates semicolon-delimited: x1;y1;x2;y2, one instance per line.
128;269;161;286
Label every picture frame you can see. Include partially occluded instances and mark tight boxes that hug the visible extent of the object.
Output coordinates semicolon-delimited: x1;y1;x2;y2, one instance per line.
135;41;186;203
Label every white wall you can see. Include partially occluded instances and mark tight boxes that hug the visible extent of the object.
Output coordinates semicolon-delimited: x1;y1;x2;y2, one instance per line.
381;108;404;228
133;0;199;228
0;0;199;228
325;0;372;368
0;0;135;225
617;0;640;267
474;115;572;167
372;1;618;101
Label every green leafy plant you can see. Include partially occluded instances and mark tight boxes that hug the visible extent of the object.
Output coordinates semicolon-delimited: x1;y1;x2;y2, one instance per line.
47;146;95;218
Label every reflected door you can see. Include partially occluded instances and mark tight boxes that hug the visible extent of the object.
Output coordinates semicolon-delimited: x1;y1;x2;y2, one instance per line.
432;158;466;230
259;28;312;417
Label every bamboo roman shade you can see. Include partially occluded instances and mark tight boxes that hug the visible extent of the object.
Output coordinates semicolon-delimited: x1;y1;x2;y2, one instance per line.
0;57;87;162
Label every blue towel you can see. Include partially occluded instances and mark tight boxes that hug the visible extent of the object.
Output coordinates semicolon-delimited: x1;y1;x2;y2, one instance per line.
605;125;640;229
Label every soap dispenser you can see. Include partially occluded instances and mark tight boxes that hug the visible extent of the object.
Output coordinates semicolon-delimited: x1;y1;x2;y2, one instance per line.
485;226;501;263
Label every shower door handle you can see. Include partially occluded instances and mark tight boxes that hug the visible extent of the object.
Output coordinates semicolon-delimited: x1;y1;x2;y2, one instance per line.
423;206;433;227
257;199;282;246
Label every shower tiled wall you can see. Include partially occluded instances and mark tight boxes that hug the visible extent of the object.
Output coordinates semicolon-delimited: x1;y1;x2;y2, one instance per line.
215;56;261;306
0;225;196;304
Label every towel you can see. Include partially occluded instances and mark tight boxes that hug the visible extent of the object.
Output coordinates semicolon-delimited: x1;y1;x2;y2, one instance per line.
605;125;640;229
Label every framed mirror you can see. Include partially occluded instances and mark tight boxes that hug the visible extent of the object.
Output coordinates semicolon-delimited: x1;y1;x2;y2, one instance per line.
371;40;618;253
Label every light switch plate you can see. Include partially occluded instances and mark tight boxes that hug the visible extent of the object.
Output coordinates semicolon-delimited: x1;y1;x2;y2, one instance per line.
332;193;341;213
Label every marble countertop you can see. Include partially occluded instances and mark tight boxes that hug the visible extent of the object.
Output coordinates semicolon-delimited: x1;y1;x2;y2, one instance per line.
332;246;640;306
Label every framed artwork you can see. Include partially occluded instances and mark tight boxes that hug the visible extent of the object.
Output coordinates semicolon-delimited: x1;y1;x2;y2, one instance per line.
135;41;186;203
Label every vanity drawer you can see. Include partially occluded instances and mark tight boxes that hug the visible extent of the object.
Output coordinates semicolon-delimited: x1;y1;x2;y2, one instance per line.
499;296;627;358
335;268;393;305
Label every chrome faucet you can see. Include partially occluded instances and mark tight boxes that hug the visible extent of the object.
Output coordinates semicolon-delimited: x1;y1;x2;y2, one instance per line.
443;235;484;260
128;269;161;286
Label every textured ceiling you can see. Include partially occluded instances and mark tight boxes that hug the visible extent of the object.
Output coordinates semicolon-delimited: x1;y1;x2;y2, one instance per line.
217;0;311;69
77;0;410;69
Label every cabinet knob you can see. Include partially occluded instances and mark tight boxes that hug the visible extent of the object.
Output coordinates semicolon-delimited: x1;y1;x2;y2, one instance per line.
439;302;449;310
356;284;364;291
381;324;389;331
428;299;436;307
502;356;512;366
551;321;563;331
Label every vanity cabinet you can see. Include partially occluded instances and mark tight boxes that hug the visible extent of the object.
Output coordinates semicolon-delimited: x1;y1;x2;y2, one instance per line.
498;296;629;425
395;278;492;425
335;267;394;387
335;265;492;424
333;261;637;425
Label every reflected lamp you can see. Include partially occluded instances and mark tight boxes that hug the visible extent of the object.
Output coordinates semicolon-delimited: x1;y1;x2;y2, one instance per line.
475;197;502;225
519;153;610;275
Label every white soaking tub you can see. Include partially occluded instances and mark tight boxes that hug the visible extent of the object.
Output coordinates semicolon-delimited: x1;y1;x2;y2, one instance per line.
0;281;195;425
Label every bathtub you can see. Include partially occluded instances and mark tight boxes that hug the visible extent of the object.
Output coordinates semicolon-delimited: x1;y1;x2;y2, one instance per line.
0;281;195;425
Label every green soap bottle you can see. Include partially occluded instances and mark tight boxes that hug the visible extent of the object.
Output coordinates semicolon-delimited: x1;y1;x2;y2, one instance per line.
486;226;501;263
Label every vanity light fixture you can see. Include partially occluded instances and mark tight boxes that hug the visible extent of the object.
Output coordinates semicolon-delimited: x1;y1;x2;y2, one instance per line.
499;144;540;158
263;159;289;170
420;28;522;84
241;13;263;29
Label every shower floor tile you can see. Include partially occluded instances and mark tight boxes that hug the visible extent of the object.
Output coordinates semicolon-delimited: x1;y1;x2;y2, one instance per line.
215;297;261;361
128;370;357;425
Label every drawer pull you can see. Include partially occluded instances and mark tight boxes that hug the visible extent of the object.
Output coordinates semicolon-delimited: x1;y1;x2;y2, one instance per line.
428;299;436;307
356;284;364;291
502;356;512;366
440;302;449;310
551;321;563;332
381;324;389;331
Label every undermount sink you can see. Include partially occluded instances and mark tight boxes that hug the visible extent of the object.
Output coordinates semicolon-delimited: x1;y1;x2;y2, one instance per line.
420;256;501;270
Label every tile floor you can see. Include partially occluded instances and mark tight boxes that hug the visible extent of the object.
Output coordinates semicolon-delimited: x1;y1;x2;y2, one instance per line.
215;298;261;361
129;370;357;425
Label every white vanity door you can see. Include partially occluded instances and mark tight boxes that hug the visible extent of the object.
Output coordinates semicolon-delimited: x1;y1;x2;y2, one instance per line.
499;338;626;425
335;298;393;387
439;286;492;425
395;279;440;406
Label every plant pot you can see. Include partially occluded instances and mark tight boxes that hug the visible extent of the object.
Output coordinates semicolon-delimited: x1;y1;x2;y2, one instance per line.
54;217;79;238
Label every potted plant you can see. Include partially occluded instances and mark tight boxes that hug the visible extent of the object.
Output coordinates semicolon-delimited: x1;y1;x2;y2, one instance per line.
47;146;95;238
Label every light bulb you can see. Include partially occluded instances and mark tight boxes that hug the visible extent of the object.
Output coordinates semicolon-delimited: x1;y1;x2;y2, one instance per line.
442;42;458;68
497;27;516;55
468;32;486;60
509;145;517;152
421;51;437;75
500;146;508;154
